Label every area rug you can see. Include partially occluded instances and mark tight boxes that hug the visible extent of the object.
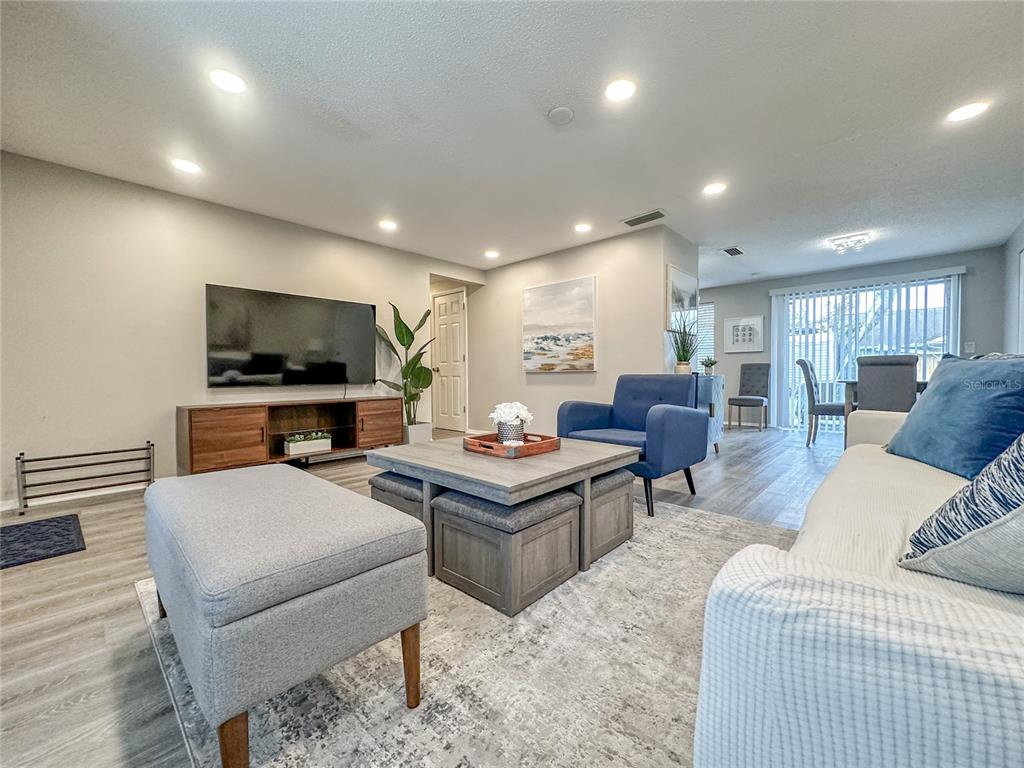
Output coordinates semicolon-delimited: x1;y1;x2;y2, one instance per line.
136;501;795;768
0;514;85;569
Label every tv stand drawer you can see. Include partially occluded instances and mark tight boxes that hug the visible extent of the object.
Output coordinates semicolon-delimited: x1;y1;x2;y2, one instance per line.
189;407;268;473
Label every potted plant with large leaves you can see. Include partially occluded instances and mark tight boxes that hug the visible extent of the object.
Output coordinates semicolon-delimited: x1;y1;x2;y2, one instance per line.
376;303;435;443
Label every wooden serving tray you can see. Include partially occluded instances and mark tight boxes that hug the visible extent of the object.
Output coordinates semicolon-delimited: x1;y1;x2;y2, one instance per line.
463;432;561;459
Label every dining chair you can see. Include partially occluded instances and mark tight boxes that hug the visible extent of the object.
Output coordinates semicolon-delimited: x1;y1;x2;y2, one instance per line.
855;355;920;412
727;363;771;431
796;359;845;446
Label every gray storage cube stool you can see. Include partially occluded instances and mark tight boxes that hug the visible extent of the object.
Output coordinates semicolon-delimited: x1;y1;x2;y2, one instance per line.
369;471;435;575
431;489;581;616
583;468;635;569
145;464;428;768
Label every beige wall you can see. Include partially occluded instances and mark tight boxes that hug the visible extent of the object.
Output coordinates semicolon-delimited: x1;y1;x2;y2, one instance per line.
700;246;1008;423
1004;219;1024;353
0;153;485;501
467;226;698;434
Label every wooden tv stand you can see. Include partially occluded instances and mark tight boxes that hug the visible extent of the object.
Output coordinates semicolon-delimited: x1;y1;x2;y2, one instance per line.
175;396;404;475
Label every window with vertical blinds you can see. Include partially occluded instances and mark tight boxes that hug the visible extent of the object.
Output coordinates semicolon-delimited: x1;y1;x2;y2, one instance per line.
696;303;715;372
770;268;963;430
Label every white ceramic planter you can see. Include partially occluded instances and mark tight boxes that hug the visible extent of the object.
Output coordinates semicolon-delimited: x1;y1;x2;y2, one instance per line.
404;422;433;444
675;361;693;374
284;438;333;456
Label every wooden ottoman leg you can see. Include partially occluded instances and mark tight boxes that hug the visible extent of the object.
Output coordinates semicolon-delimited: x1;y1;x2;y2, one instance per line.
401;623;421;709
218;711;248;768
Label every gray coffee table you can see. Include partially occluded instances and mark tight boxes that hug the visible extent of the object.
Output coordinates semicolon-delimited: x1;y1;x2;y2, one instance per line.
366;437;639;573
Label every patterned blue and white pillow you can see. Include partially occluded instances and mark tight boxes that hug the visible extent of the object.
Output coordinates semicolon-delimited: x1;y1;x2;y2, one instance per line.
900;432;1024;593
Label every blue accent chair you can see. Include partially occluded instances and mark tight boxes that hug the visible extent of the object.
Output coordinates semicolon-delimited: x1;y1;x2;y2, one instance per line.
557;374;710;517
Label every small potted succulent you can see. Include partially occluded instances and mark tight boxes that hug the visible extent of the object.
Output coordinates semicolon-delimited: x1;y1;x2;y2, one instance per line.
701;356;718;374
284;430;333;456
489;402;533;445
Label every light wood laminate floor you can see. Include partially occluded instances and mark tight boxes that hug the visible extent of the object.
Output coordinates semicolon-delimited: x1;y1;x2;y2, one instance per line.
0;427;841;767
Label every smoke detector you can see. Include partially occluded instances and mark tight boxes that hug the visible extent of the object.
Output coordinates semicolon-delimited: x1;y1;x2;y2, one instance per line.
546;106;575;126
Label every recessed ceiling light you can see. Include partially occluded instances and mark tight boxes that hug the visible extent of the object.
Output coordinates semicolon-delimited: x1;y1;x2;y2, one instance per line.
828;231;873;254
209;69;247;94
547;106;575;126
170;158;202;174
378;219;398;231
604;79;636;102
484;250;500;260
703;182;728;196
946;102;989;122
574;223;592;233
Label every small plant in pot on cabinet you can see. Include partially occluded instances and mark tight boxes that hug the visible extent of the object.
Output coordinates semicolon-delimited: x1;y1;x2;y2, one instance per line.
489;402;533;445
701;357;718;374
376;302;435;443
668;314;698;375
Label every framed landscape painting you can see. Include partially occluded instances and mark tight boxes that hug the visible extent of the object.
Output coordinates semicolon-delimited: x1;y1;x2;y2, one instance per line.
523;276;596;372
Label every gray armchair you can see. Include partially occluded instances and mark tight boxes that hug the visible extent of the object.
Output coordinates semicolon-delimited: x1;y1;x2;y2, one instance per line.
727;363;771;431
796;359;844;446
855;355;919;412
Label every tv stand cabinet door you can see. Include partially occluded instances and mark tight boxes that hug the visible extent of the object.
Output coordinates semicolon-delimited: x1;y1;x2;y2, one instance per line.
356;399;403;448
190;407;268;472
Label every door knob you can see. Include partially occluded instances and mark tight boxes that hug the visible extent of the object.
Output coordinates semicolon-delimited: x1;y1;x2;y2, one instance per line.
432;366;440;372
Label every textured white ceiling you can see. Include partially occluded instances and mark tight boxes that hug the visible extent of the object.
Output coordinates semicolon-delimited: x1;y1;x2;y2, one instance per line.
2;2;1022;286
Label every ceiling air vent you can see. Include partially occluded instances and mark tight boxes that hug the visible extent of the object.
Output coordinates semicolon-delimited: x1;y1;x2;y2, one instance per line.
722;246;744;257
621;209;666;227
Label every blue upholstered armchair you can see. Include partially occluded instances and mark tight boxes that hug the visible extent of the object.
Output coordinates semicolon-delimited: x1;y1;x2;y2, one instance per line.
557;374;709;516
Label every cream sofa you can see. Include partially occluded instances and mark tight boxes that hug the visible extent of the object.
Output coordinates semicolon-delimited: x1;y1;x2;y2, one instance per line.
694;410;1024;768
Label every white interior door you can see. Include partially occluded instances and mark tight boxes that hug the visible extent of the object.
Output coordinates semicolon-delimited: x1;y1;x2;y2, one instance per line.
431;289;468;431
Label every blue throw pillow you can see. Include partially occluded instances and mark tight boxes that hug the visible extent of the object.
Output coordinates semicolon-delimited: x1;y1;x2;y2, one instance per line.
899;433;1024;593
886;356;1024;478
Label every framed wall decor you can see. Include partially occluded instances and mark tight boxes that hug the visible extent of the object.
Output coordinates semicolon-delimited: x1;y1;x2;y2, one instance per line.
666;265;698;330
724;315;764;353
522;275;596;372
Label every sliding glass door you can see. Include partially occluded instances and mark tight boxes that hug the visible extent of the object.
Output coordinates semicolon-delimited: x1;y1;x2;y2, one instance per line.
770;270;962;431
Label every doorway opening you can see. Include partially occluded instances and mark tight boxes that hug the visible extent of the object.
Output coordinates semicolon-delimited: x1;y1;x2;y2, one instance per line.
429;275;474;433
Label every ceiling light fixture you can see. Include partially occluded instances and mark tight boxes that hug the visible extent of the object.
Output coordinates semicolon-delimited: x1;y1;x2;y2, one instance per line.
485;250;500;260
703;182;728;196
946;101;989;122
170;158;202;174
828;231;873;255
604;79;636;102
574;223;592;233
209;69;247;94
378;219;398;231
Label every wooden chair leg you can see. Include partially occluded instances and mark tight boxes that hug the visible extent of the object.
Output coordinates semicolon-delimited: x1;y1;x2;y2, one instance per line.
401;623;421;709
812;414;819;444
642;477;655;517
157;592;167;619
805;415;813;447
727;404;732;430
218;712;248;768
764;405;769;429
758;405;763;432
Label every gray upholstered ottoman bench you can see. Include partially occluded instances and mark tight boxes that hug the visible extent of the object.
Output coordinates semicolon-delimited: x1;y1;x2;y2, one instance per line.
144;464;427;768
583;468;635;568
431;489;581;616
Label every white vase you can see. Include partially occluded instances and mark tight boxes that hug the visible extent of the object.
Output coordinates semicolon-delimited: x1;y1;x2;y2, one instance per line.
403;422;433;444
675;361;692;374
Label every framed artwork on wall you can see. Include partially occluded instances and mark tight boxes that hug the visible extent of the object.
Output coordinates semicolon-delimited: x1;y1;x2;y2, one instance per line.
724;315;764;353
522;275;596;372
666;265;698;330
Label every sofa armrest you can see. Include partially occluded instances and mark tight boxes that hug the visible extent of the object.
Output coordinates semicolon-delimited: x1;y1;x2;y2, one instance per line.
645;404;709;471
556;401;612;437
695;545;1024;768
845;409;908;448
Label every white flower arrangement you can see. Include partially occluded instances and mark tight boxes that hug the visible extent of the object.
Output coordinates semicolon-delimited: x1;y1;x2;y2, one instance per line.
489;401;534;426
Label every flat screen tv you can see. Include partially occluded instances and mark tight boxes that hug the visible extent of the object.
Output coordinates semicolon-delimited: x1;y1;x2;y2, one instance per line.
206;284;376;387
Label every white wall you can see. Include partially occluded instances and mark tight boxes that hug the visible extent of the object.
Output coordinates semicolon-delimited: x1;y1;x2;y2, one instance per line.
0;153;485;500
1004;219;1024;353
700;247;1008;423
467;226;698;434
